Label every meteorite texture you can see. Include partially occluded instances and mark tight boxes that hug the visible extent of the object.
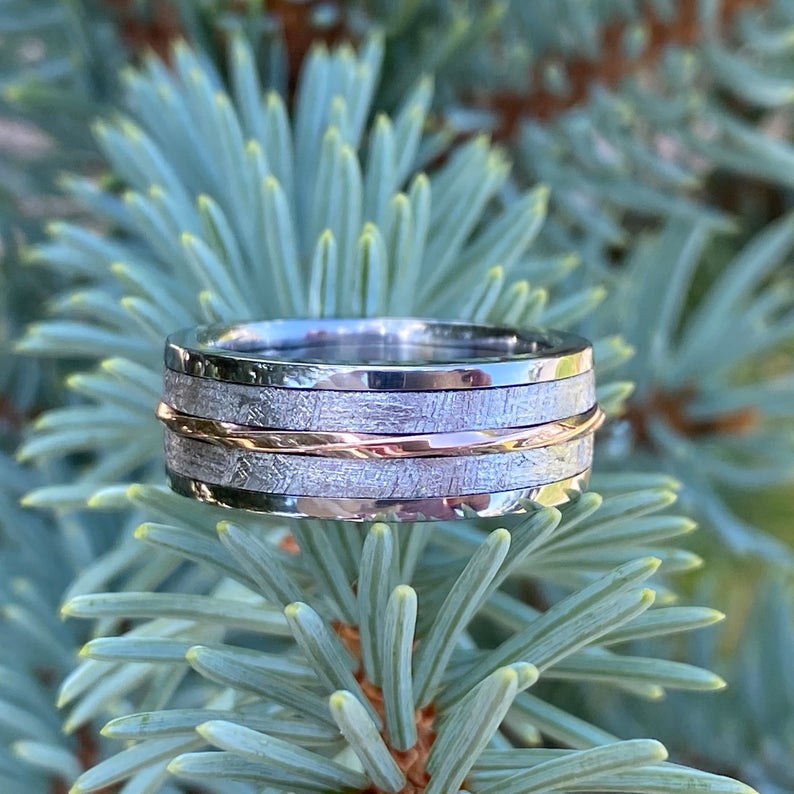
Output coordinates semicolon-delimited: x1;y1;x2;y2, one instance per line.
164;429;594;498
162;368;596;434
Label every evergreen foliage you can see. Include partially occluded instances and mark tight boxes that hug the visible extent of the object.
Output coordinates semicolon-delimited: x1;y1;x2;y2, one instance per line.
602;572;794;794
0;2;792;793
598;215;794;558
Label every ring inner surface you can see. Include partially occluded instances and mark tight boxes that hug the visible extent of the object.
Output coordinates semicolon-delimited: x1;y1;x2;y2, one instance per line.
236;338;535;364
207;325;545;365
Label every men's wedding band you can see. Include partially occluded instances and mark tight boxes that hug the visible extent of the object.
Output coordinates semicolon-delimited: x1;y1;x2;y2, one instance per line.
159;318;602;521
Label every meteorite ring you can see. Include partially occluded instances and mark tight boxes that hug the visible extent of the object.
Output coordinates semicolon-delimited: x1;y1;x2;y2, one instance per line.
158;318;603;521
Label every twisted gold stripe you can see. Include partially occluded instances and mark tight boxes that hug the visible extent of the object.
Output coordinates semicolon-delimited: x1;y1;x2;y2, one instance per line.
156;402;604;459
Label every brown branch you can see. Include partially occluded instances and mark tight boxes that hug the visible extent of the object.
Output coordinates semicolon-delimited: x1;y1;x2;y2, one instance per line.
335;622;437;794
105;0;344;83
50;726;117;794
105;0;770;134
0;395;26;431
486;0;768;135
105;0;182;61
625;385;759;448
265;0;345;87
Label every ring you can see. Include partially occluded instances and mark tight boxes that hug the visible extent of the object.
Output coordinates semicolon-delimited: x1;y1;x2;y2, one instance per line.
159;318;603;521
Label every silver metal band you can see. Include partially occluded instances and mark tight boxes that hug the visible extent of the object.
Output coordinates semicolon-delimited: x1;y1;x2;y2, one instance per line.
164;429;594;499
159;318;601;520
165;318;593;389
165;469;592;521
162;368;595;434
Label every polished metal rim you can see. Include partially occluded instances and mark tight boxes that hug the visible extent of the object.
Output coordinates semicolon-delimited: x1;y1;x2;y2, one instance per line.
165;318;593;389
166;468;591;521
